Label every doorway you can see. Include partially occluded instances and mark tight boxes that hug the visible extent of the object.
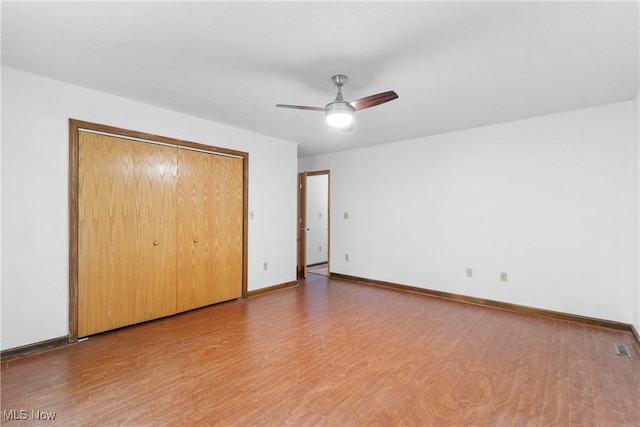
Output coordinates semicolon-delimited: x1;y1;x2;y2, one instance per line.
297;170;330;278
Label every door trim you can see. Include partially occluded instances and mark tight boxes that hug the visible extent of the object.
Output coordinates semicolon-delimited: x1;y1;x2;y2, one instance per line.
68;119;249;342
297;172;308;279
297;170;330;278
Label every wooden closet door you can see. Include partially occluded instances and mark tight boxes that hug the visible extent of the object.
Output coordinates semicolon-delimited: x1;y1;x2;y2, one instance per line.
78;132;178;337
177;150;243;312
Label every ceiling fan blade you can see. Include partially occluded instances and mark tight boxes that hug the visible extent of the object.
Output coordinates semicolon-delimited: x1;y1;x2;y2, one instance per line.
350;91;398;111
275;104;326;111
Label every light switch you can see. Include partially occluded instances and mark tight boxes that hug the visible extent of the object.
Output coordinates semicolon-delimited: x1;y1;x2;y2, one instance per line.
500;272;507;282
466;268;473;278
343;212;349;219
250;211;254;220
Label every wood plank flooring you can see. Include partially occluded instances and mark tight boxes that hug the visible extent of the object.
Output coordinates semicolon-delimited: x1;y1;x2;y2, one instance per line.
2;274;639;426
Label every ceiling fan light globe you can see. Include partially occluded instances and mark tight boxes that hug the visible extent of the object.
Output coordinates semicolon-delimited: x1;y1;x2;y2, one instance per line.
325;102;355;128
326;112;354;128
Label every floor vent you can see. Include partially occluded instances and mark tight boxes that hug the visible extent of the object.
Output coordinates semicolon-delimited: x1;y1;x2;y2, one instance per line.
614;343;631;358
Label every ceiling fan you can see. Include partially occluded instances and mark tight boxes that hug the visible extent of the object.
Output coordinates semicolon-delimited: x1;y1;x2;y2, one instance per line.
276;74;398;129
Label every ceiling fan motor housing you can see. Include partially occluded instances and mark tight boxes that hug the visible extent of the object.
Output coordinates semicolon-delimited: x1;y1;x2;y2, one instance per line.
325;100;355;113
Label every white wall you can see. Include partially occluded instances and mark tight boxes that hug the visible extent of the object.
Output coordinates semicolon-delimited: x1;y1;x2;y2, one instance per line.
1;67;297;351
300;101;637;325
306;174;329;266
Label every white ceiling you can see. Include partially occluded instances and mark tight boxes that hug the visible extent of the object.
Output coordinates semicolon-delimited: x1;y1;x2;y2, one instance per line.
2;1;638;157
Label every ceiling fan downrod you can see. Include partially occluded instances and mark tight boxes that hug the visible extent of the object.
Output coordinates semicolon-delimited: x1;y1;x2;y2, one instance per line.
331;74;348;102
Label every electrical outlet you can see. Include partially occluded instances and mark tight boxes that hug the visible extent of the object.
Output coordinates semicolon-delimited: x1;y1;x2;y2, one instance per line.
466;268;473;278
319;245;322;252
500;272;507;282
345;254;349;261
263;262;268;271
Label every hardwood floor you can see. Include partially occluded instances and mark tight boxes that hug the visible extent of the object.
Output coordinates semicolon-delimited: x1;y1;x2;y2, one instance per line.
2;274;639;426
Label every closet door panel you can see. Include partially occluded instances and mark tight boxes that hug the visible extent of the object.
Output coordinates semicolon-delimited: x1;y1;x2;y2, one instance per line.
78;133;178;337
176;149;215;311
212;155;244;302
177;151;243;311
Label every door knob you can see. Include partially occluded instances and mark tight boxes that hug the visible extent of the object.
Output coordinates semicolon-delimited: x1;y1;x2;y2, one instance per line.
194;238;199;243
153;241;159;246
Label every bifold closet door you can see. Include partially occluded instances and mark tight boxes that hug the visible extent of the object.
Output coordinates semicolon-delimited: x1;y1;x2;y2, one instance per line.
78;132;178;337
177;150;243;311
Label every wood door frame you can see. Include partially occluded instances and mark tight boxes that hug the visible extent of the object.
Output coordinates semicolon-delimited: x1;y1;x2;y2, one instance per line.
297;172;307;279
297;170;330;278
68;119;249;343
